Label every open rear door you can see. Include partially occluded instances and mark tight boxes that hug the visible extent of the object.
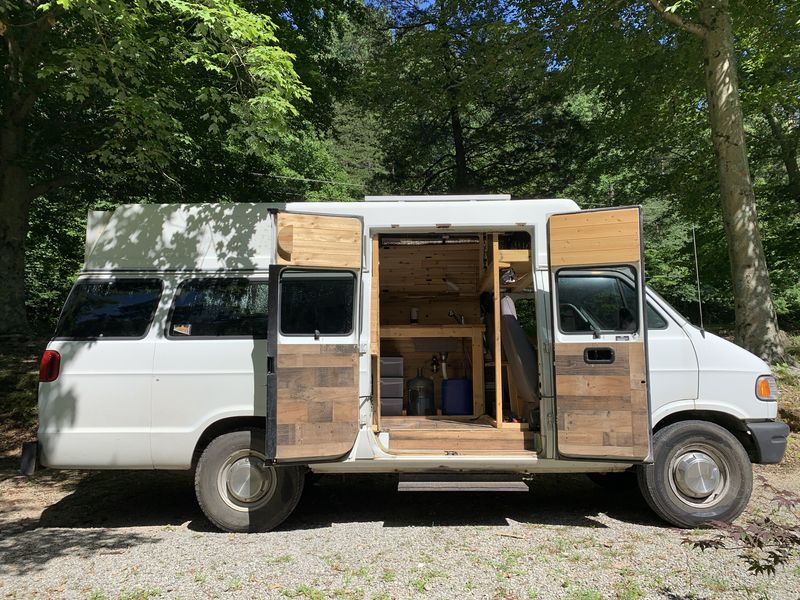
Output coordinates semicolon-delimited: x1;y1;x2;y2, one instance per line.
548;207;651;461
266;212;363;463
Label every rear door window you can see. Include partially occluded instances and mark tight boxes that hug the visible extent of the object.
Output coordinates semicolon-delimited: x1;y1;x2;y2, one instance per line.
168;278;269;338
55;279;163;339
279;270;355;335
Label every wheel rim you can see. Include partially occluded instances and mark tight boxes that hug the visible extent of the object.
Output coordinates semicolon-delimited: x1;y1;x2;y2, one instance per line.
668;443;730;509
217;449;277;512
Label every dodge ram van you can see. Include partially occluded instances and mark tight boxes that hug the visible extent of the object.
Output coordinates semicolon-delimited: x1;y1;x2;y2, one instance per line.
23;195;789;532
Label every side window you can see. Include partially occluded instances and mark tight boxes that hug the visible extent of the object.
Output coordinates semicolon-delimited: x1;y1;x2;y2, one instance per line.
168;279;269;338
618;280;669;330
556;271;638;334
280;270;355;335
55;279;162;339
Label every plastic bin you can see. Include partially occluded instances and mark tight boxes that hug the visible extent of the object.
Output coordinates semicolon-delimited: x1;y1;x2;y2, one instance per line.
381;397;403;416
380;357;404;377
380;377;404;398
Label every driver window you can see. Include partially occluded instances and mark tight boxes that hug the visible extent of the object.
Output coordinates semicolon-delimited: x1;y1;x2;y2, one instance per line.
556;270;639;334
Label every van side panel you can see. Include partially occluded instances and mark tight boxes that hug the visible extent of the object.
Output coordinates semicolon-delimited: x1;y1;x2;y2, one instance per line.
38;339;155;468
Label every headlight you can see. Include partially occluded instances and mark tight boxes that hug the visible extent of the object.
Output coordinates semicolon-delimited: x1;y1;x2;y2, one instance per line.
755;375;778;401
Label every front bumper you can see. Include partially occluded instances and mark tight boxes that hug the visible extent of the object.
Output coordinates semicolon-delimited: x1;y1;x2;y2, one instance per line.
20;441;40;476
748;421;790;464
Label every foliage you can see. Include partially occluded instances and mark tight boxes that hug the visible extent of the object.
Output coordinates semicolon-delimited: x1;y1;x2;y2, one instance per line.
683;476;800;576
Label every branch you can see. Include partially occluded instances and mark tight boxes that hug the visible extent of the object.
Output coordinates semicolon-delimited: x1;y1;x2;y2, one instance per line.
648;0;707;39
28;174;74;199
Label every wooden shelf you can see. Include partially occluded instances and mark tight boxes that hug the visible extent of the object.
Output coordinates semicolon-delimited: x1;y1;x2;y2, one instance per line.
380;324;484;338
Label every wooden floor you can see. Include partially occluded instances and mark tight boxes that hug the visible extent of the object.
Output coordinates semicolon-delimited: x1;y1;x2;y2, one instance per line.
380;415;537;454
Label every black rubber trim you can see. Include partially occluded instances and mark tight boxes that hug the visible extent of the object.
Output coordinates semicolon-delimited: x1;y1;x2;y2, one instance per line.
265;264;282;461
747;421;790;464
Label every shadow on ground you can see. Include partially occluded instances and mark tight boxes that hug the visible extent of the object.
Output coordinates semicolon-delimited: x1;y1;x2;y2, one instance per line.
0;470;662;575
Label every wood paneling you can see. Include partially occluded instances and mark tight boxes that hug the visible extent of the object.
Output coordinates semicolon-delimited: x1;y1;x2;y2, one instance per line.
554;342;649;460
549;208;641;268
276;344;359;460
276;213;362;269
386;424;535;452
379;242;481;296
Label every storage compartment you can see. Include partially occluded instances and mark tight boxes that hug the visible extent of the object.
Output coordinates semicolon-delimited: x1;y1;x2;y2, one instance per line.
373;230;538;452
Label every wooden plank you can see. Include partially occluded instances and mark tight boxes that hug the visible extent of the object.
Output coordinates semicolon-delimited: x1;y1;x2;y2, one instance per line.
371;237;380;355
549;208;640;268
275;343;359;460
276;213;362;268
381;325;484;338
554;340;649;460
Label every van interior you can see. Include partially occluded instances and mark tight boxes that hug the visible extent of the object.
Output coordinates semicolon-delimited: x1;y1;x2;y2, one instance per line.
371;231;540;455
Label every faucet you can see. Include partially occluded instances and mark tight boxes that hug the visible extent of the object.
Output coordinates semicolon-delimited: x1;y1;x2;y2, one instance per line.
448;309;465;325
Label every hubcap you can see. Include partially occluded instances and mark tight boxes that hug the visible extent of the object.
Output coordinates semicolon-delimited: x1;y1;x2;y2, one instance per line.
672;451;720;499
227;457;269;503
668;443;729;508
217;449;276;511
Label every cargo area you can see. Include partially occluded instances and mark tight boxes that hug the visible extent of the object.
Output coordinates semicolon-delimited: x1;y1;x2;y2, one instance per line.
370;231;541;454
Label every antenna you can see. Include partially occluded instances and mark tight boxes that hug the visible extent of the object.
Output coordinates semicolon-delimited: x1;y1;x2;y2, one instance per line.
691;227;705;338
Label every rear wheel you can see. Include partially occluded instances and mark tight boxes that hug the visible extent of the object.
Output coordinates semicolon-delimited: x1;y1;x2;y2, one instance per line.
195;429;304;532
638;420;752;528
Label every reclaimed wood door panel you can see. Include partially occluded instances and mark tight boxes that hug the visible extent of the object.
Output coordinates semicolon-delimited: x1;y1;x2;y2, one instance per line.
555;342;649;459
549;207;641;267
276;213;361;269
275;344;360;460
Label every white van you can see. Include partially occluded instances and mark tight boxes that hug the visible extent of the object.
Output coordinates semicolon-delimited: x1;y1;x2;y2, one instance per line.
23;196;789;532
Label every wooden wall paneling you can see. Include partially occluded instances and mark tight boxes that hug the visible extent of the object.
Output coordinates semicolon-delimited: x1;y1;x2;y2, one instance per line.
378;242;481;295
549;208;640;268
276;213;362;269
276;343;360;460
554;342;649;459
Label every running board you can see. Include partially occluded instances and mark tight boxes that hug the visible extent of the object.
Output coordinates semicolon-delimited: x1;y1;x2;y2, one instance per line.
398;473;530;492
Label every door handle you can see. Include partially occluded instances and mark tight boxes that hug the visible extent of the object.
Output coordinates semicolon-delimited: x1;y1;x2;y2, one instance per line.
267;356;275;374
584;347;615;364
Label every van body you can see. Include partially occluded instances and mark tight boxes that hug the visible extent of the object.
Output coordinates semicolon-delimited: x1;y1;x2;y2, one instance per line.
26;196;789;532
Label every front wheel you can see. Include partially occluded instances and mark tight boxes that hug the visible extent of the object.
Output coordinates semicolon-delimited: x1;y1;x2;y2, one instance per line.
195;429;305;532
638;420;752;528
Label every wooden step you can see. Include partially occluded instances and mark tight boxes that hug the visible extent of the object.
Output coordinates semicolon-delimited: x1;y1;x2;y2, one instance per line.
387;428;535;452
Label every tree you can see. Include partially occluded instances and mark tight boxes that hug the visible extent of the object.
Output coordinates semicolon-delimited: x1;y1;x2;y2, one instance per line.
365;0;576;195
644;0;786;361
0;0;308;334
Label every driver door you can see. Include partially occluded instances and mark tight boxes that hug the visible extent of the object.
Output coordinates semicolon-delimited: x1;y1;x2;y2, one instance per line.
266;212;363;463
548;207;652;461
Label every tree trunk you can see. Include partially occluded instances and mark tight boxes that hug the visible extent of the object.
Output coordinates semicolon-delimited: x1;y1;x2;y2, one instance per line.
0;125;32;335
699;0;786;363
449;104;470;193
764;110;800;201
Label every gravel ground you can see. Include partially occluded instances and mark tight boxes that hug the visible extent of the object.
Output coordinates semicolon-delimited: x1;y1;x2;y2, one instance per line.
1;448;799;600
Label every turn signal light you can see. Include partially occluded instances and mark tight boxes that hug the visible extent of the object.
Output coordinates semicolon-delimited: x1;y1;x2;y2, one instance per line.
39;350;61;383
755;375;777;401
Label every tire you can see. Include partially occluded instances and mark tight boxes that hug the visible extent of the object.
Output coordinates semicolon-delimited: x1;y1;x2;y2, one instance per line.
637;420;752;528
195;429;305;533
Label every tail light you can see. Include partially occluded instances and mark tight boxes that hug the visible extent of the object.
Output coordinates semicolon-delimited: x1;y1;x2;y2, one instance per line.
39;350;61;383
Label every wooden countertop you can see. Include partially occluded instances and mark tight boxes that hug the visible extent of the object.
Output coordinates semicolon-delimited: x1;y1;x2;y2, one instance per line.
380;324;485;338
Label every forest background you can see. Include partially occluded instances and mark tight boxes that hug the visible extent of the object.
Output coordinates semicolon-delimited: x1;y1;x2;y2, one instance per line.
1;0;798;362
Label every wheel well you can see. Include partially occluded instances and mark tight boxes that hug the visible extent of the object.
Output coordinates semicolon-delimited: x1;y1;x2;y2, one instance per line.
192;416;264;469
653;410;756;462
